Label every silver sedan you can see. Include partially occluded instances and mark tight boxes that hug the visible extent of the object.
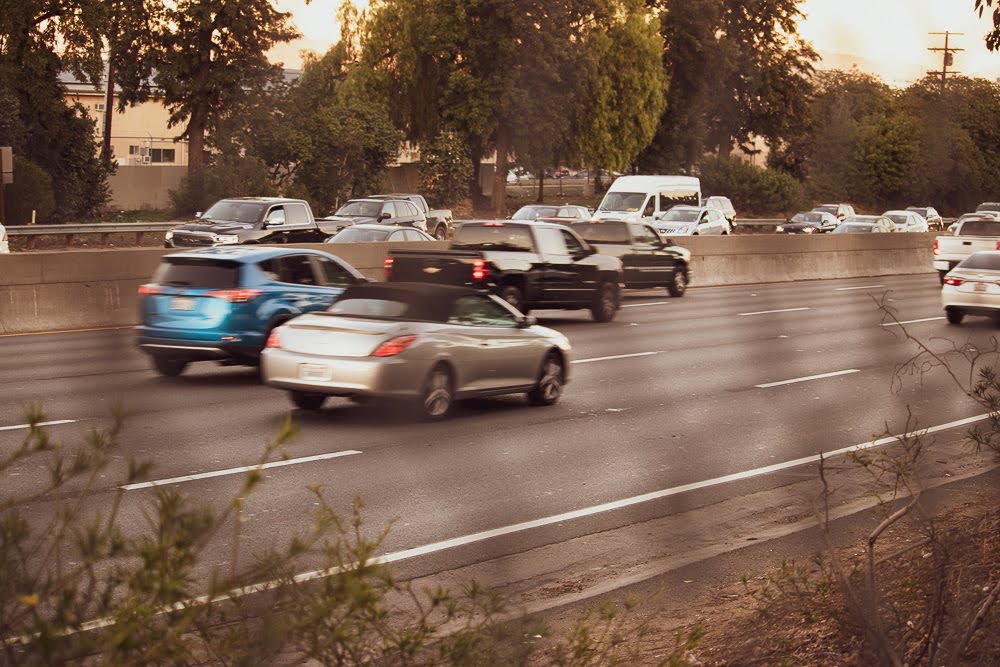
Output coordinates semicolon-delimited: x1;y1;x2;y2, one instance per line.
261;282;572;419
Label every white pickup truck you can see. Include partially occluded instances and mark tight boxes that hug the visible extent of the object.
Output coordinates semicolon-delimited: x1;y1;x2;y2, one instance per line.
933;216;1000;283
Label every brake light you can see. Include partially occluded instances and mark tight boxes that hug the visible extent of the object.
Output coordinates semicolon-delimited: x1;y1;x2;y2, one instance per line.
204;288;262;303
995;241;1000;250
138;284;163;296
483;221;506;227
933;239;939;255
370;335;418;357
944;277;964;286
265;330;281;348
384;256;394;280
472;258;488;282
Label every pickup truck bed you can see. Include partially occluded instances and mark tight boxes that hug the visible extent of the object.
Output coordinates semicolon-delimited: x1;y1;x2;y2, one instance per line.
933;217;1000;282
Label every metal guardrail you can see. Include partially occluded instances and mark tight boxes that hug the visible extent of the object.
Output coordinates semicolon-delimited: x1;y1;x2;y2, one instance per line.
7;222;177;248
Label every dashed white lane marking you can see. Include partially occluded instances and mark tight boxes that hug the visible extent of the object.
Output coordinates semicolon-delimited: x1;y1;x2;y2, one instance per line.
572;351;658;364
121;450;363;490
881;317;945;327
0;419;76;432
755;369;860;388
738;307;810;316
835;285;885;291
9;411;990;646
621;301;673;308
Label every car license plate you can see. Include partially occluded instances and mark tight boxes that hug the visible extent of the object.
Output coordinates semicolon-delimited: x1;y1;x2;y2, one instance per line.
170;297;196;311
975;282;988;293
299;363;332;381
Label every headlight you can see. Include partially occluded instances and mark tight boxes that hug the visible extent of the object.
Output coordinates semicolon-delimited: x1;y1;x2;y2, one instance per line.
776;225;784;232
165;229;174;240
803;227;814;234
214;235;240;244
678;226;689;234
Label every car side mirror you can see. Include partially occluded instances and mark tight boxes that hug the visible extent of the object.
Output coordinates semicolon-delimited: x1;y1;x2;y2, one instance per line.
265;219;284;227
195;211;202;219
518;314;538;328
378;212;390;222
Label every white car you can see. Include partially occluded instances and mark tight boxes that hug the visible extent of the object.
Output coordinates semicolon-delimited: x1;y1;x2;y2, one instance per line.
701;196;736;224
0;221;9;254
883;210;928;232
656;205;730;235
942;251;1000;324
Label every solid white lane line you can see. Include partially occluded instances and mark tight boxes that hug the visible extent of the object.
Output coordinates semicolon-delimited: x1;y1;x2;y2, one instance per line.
881;317;945;327
755;369;860;388
0;419;76;432
621;301;673;308
572;351;658;364
835;285;885;291
738;307;810;316
10;411;989;646
121;450;363;491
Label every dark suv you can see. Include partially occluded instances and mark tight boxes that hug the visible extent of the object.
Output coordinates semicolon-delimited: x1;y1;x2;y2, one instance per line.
136;246;367;377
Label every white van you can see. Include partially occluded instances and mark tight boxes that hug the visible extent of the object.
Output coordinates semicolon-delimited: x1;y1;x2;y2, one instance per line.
594;175;701;225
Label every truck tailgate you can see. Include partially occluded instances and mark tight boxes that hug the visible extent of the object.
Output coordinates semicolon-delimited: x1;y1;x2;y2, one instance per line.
938;237;1000;258
387;249;485;286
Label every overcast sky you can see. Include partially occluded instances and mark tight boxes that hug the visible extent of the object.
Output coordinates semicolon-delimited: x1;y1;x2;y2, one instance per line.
270;0;1000;87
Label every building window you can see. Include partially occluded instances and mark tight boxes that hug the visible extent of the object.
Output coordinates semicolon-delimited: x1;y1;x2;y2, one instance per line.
129;145;141;155
151;148;176;163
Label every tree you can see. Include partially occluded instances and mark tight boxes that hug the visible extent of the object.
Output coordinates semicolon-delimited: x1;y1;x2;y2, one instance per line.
976;0;1000;50
153;0;299;186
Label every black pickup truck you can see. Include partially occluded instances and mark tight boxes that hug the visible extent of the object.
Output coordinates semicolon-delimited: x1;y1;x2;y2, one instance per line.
386;220;624;321
568;220;691;296
165;197;340;248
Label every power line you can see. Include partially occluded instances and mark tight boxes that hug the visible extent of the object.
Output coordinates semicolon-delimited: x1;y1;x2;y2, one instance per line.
928;31;964;89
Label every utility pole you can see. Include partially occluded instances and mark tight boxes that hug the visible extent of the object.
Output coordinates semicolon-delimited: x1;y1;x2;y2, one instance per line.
928;31;964;90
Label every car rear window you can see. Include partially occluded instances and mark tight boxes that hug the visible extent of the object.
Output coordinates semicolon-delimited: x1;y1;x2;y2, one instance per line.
329;298;409;318
958;253;1000;270
452;224;535;251
958;221;1000;236
570;222;630;244
153;258;241;288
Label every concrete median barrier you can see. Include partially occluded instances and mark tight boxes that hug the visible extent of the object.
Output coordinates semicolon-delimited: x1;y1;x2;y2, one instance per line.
0;235;935;335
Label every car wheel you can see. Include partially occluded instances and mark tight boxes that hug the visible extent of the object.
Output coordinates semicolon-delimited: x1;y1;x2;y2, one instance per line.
499;285;525;313
152;356;188;377
667;268;687;297
433;225;448;241
528;352;565;406
590;282;619;322
419;365;453;420
946;309;964;325
289;391;327;410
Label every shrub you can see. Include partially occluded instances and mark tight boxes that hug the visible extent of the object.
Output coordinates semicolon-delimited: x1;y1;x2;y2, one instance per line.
169;155;277;215
419;134;472;207
2;156;56;224
697;156;808;216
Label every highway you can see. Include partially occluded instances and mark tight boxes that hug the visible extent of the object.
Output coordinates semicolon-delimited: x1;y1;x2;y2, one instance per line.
1;272;996;610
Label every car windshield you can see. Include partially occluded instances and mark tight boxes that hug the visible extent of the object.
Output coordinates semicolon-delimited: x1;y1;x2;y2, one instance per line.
790;213;823;223
833;224;874;233
598;192;645;212
569;222;630;244
959;220;1000;236
334;201;382;217
813;206;839;215
886;214;907;224
908;207;928;216
511;206;558;220
958;253;1000;270
153;258;241;288
329;227;390;242
451;224;535;251
976;203;1000;212
200;201;266;224
663;209;699;222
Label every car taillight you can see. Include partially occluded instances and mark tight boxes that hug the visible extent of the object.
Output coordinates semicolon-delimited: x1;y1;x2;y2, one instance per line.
933;239;939;255
204;289;262;303
265;330;282;348
370;335;418;357
944;277;964;286
472;258;488;282
384;256;394;280
138;284;163;295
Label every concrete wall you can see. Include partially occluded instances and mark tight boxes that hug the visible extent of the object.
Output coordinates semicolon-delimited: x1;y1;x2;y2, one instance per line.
108;165;187;210
0;234;935;335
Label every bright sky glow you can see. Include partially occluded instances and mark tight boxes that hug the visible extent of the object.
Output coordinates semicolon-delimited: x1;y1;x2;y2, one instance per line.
271;0;1000;87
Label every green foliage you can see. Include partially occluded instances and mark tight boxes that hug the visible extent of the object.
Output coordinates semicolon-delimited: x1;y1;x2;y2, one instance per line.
169;155;277;215
697;156;807;215
2;156;56;224
420;133;473;207
976;0;1000;51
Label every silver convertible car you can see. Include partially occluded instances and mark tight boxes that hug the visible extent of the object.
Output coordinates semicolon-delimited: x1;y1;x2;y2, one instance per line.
261;282;572;419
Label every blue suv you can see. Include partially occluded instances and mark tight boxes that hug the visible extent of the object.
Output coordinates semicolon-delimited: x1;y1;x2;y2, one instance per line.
136;246;368;377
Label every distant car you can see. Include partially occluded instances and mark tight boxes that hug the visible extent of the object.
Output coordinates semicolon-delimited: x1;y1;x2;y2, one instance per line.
975;202;1000;214
135;247;368;377
944;211;1000;234
906;206;943;231
830;215;897;233
0;221;8;253
320;198;428;233
812;203;856;221
776;211;839;234
942;251;1000;324
883;210;929;232
510;204;591;222
261;282;572;419
656;205;730;235
701;196;736;225
326;224;435;243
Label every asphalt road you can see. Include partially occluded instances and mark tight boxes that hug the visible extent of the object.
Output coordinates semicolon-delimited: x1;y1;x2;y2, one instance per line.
2;273;997;608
